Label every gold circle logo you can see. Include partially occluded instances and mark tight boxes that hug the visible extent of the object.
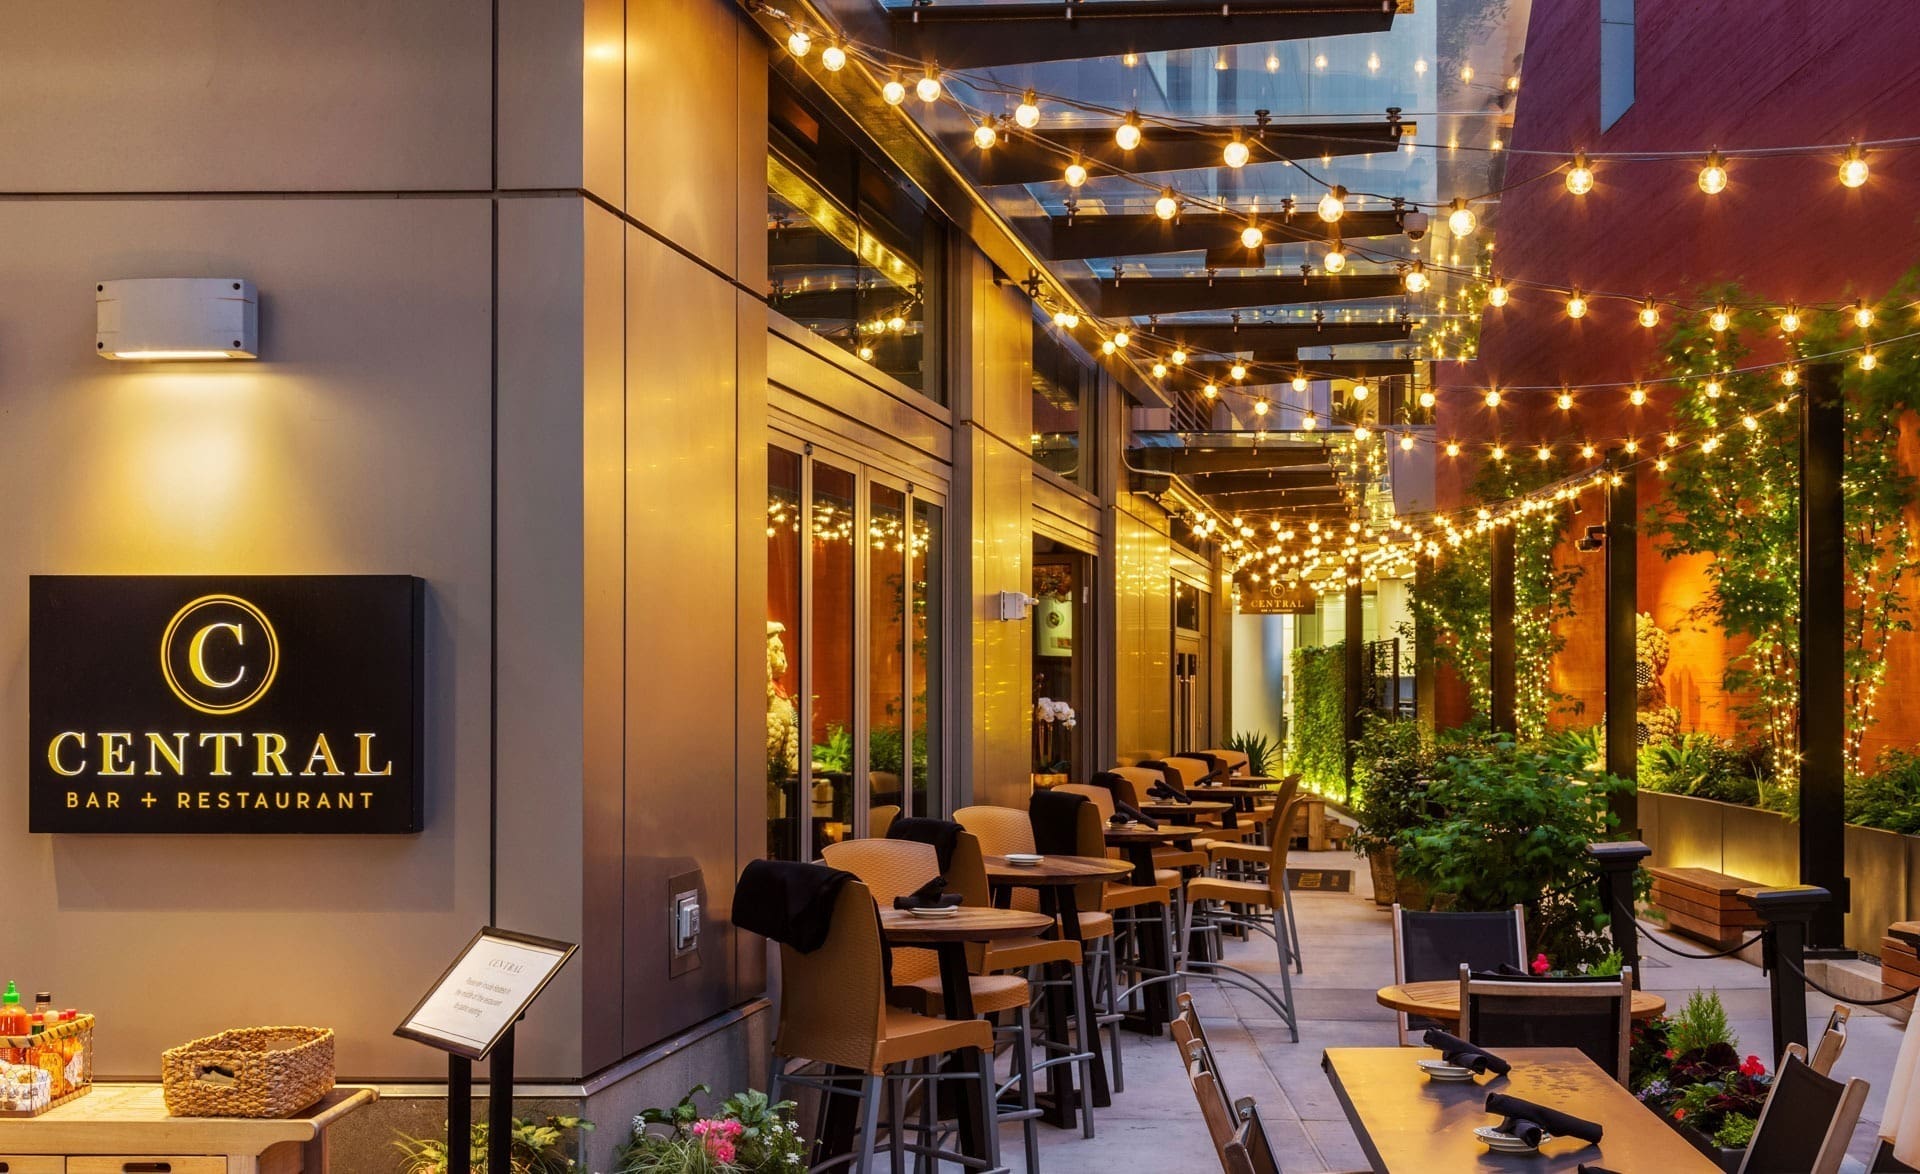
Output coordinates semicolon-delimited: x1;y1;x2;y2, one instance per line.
160;594;279;715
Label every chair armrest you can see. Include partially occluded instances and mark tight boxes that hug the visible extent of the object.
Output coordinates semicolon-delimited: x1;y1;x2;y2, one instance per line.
1207;842;1272;865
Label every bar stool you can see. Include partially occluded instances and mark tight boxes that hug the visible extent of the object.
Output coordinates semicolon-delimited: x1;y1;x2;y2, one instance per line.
769;879;999;1171
1182;792;1305;1040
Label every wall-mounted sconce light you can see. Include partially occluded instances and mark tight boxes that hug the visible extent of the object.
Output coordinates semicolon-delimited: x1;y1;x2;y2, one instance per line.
1575;524;1607;553
96;278;258;361
995;590;1037;621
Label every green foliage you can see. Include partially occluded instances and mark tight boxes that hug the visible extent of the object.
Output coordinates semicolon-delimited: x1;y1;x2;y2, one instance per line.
810;725;854;773
1541;723;1604;772
1669;990;1737;1057
867;726;928;778
1713;1113;1757;1149
1587;950;1623;977
1225;730;1279;777
1648;271;1920;774
1392;735;1630;967
1405;459;1582;739
1640;734;1762;805
616;1085;807;1174
394;1116;590;1174
1288;642;1347;796
1348;716;1434;857
1846;747;1920;834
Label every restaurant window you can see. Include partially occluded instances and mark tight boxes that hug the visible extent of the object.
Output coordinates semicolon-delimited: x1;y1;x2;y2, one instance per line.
1032;311;1097;487
768;80;947;402
766;439;947;860
1033;538;1092;782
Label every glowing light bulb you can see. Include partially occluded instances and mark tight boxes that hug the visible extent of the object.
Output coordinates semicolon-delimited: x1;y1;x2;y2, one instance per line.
1665;433;1680;448
1484;388;1502;407
1487;280;1509;308
1368;52;1381;72
1566;290;1588;319
1414;57;1429;75
1447;199;1477;237
1536;445;1553;462
1557;392;1574;411
1112;330;1130;348
1302;414;1317;431
1460;63;1475;83
1403;262;1429;293
1639;300;1660;328
1101;340;1116;355
1854;301;1875;329
1624;439;1639;455
1123;52;1138;67
1323;245;1347;273
1710;304;1731;332
1841;143;1870;188
857;344;874;361
1742;414;1759;430
1291;372;1309;392
1566;154;1594;194
1154;189;1179;220
1014;91;1041;129
1266;54;1280;73
1230;363;1248;381
1581;443;1597;459
1224;137;1251;168
1151;362;1168;378
1782;366;1800;387
1445;441;1461;456
1064;160;1088;187
1698;151;1728;195
915;71;942;103
1352;381;1370;401
1705;378;1721;397
887;314;906;332
1701;435;1720;453
1629;385;1647;406
1317;186;1346;223
1314;54;1328;70
821;42;847;71
1052;310;1079;329
1116;113;1143;151
1203;382;1219;399
973;120;998;150
1419;390;1437;409
1491;444;1507;462
1780;305;1801;333
1253;398;1270;417
1171;349;1188;366
1400;433;1415;451
786;28;811;56
882;76;907;105
1241;223;1265;249
1861;348;1878;371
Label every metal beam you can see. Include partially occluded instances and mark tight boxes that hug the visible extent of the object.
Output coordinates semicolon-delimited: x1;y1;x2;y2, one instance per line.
1605;455;1638;830
1131;446;1331;475
1190;487;1347;510
1800;362;1849;950
885;1;1399;69
1158;321;1411;358
1034;209;1406;261
1490;523;1516;735
962;120;1407;187
1094;273;1404;317
1184;358;1414;382
1177;468;1338;493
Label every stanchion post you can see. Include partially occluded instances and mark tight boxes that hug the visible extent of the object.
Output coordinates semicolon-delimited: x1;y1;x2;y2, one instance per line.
488;1025;516;1174
447;1054;472;1174
1749;886;1830;1065
1588;840;1651;989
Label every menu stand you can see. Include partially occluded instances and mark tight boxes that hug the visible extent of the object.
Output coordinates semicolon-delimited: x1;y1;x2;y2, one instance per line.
395;927;578;1174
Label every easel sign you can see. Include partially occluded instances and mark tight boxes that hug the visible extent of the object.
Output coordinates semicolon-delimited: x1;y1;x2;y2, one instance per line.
396;927;575;1060
396;927;576;1174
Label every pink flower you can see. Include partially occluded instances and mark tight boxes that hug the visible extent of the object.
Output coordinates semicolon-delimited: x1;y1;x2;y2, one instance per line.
1664;1049;1676;1060
1740;1054;1766;1077
1530;953;1551;976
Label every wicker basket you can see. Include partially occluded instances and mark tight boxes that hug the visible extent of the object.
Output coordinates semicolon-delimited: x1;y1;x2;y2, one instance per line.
162;1026;334;1118
0;1013;94;1117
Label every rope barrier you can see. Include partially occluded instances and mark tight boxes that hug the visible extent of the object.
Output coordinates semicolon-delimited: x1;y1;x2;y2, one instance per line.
1778;954;1920;1007
1612;896;1765;960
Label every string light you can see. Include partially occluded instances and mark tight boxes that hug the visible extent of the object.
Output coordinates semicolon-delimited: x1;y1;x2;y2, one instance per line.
1014;90;1041;129
1291;371;1309;392
1556;391;1574;410
1324;243;1347;272
1253;397;1270;416
882;74;907;104
1639;299;1660;328
1151;361;1168;378
1224;135;1251;168
1705;377;1722;398
1629;385;1648;406
1742;414;1759;430
1154;188;1179;220
1782;365;1800;386
1171;348;1188;366
1699;151;1729;194
1487;279;1509;308
786;28;811;56
1841;143;1870;188
1203;381;1219;399
1404;261;1430;293
1710;303;1732;332
1317;185;1347;223
1566;289;1588;318
1536;445;1553;462
1400;433;1416;451
1701;434;1721;453
1623;439;1639;455
1419;390;1437;409
1447;198;1478;237
973;119;998;150
1230;362;1249;381
1484;388;1503;407
1780;304;1801;333
1302;413;1317;431
1052;310;1079;329
1860;347;1878;371
1445;441;1461;456
1241;222;1265;249
1064;159;1088;187
821;41;847;71
915;69;943;103
1112;329;1130;348
1854;301;1875;329
1116;112;1143;151
1491;444;1507;462
1566;153;1595;195
1354;424;1372;442
1352;381;1371;401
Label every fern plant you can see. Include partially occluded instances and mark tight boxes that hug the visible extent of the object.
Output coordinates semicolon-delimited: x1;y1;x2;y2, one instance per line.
1224;730;1278;777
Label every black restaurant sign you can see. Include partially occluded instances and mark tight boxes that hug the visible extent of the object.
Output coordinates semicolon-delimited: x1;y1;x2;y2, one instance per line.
29;576;425;834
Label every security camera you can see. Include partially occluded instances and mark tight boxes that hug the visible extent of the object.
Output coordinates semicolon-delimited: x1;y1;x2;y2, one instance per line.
1402;211;1430;242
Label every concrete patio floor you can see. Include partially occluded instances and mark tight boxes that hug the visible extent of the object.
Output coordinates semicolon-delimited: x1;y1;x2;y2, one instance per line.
1004;844;1911;1173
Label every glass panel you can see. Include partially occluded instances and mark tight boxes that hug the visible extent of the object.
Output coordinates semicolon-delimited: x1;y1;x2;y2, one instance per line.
1031;315;1092;485
1173;579;1202;632
912;499;943;817
1033;551;1081;780
868;484;908;826
766;446;805;861
809;464;858;855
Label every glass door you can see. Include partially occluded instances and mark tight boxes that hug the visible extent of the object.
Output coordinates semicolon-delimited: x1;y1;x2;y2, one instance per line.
1033;538;1093;782
766;437;947;859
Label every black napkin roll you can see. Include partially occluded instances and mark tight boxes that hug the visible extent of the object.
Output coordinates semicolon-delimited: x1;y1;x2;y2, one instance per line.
1113;801;1160;829
1575;1165;1623;1174
892;874;964;911
1484;1092;1604;1144
1146;781;1192;804
1421;1028;1511;1075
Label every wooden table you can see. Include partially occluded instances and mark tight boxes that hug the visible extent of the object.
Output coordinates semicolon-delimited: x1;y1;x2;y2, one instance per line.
0;1083;375;1172
1136;799;1234;822
1324;1046;1720;1172
876;906;1055;1163
985;853;1132;1128
1376;981;1667;1025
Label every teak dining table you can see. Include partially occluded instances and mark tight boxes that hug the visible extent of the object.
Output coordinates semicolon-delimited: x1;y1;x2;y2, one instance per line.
984;853;1132;1130
1323;1046;1721;1173
1376;981;1667;1026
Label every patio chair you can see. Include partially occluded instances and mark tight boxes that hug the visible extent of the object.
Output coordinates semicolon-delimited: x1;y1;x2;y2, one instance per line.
1737;1043;1869;1174
1199;747;1251;777
1457;964;1635;1086
1056;782;1207;874
1179;789;1306;1040
1389;903;1526;1041
768;878;999;1172
1810;1003;1850;1075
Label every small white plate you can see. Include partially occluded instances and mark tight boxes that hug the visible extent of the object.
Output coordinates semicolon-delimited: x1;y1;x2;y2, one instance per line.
907;905;959;919
1005;854;1044;866
1473;1125;1545;1152
1416;1059;1476;1081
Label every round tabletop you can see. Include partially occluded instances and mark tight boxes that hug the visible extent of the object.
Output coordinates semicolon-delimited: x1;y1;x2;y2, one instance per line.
1137;800;1233;817
1102;823;1208;844
1191;784;1281;798
983;853;1133;885
880;906;1055;944
1376;981;1667;1022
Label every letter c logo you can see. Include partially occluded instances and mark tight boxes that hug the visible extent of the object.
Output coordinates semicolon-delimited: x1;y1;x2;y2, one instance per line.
188;622;247;689
162;595;278;715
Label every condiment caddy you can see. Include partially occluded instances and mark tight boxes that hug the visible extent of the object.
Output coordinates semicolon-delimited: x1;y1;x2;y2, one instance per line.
0;980;95;1117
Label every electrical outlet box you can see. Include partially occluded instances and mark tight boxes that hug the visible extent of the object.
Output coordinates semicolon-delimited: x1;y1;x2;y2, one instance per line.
668;869;703;978
996;590;1034;621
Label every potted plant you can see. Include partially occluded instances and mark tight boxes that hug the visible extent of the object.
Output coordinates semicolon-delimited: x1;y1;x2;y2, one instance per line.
395;1115;590;1173
1031;698;1075;787
1629;993;1768;1172
1224;730;1280;778
1349;716;1434;907
615;1085;808;1173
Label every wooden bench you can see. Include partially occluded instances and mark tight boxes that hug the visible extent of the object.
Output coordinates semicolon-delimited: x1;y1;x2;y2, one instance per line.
1882;922;1920;993
1648;865;1763;947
